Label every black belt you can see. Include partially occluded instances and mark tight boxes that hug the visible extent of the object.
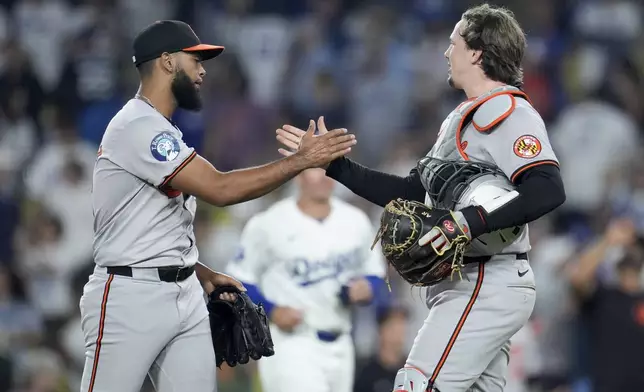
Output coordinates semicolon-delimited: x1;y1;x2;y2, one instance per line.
106;265;195;282
463;252;528;265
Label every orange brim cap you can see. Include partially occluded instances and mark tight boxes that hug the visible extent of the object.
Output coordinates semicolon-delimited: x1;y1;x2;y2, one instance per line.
183;44;225;61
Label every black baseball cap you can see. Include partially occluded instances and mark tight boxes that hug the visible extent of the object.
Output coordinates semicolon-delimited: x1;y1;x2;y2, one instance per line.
132;20;224;67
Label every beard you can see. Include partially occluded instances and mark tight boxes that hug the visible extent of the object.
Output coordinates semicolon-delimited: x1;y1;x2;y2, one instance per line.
171;68;202;111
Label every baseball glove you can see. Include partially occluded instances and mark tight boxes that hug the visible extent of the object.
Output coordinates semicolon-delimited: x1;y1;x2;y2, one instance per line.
207;285;275;368
372;198;471;286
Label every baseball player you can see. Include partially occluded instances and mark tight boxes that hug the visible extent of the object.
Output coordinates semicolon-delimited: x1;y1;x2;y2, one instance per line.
225;168;388;392
81;20;356;392
275;5;566;392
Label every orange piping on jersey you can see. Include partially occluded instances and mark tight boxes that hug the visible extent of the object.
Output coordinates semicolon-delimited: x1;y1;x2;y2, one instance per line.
473;95;516;132
510;160;559;183
88;273;114;392
455;90;530;160
428;263;485;387
160;150;197;188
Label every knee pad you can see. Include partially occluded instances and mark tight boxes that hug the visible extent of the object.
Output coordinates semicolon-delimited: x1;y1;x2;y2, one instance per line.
392;366;440;392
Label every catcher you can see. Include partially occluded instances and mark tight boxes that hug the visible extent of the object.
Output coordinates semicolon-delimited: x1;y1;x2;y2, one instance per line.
276;5;565;392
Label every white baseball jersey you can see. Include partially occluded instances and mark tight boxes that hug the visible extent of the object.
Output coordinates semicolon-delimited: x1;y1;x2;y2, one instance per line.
92;99;199;268
226;196;386;333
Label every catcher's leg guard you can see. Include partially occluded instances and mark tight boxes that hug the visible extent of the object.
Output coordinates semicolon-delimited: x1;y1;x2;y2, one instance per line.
392;366;439;392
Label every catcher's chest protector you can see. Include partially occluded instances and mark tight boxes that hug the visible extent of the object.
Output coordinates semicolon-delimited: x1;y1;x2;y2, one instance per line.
418;85;528;207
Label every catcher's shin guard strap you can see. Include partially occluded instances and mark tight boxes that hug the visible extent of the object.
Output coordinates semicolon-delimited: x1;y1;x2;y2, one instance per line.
392;366;433;392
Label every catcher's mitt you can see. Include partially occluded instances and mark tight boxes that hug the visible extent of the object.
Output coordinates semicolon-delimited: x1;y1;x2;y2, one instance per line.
372;198;471;286
207;285;275;368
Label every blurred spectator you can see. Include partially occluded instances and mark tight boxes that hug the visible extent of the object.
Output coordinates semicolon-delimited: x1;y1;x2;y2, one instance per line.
0;86;38;187
607;151;644;235
567;218;644;392
407;19;453;135
572;0;642;48
286;69;348;130
37;157;93;270
200;0;293;106
12;0;79;92
0;5;8;52
14;208;76;337
0;40;45;140
11;347;68;392
201;54;277;171
22;107;97;201
0;155;19;263
518;0;568;122
345;4;415;164
118;0;173;40
282;0;347;119
551;62;640;225
353;307;408;392
0;265;42;353
54;0;125;146
0;354;11;392
525;217;578;391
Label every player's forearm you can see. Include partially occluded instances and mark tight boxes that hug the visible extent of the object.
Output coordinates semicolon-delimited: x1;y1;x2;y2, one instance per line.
215;156;308;205
568;237;611;292
325;157;426;207
461;164;566;238
173;154;308;207
195;262;215;278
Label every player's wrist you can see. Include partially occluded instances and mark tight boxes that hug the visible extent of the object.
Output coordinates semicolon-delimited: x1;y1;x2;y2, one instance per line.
268;305;285;320
194;263;215;284
457;206;487;239
283;154;309;174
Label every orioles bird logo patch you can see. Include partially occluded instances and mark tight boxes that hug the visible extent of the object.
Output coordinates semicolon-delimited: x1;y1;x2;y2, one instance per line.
513;135;542;158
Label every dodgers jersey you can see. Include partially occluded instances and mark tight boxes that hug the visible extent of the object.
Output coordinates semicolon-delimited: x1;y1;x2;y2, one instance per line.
92;99;199;268
226;197;386;333
421;86;559;254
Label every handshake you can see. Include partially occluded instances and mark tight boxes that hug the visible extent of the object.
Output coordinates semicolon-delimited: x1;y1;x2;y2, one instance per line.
275;116;356;170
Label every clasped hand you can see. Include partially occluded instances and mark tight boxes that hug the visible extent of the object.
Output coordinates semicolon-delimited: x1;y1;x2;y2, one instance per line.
276;116;356;169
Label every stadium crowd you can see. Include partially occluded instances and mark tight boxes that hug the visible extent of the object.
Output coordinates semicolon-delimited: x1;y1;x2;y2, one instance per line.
0;0;643;391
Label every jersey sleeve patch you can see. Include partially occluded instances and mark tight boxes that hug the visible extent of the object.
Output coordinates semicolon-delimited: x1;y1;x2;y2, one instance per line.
150;132;181;162
513;135;542;159
472;94;515;132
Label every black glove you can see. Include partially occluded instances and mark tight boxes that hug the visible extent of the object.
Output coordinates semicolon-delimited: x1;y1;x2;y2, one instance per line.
207;285;275;368
373;198;471;286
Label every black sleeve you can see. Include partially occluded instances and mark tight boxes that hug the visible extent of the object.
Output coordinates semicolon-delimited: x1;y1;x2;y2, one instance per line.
461;163;566;238
325;157;426;207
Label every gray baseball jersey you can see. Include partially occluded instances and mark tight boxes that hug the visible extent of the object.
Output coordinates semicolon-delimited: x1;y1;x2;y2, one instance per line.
92;98;199;268
421;85;559;254
394;86;550;392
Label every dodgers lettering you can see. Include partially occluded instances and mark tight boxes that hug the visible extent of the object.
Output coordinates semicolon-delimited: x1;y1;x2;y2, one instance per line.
288;249;362;287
